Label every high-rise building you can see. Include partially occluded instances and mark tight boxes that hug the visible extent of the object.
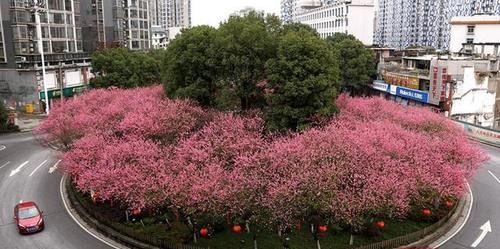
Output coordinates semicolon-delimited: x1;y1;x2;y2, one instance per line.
81;0;152;51
375;0;500;50
291;0;376;45
281;0;296;23
165;0;191;28
0;0;92;112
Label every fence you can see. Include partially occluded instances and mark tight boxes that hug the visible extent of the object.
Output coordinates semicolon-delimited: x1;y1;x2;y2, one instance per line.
66;180;208;249
454;120;500;147
68;179;458;249
353;203;457;249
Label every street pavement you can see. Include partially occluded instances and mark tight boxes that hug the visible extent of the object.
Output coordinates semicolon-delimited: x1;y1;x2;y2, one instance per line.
439;143;500;249
0;132;112;249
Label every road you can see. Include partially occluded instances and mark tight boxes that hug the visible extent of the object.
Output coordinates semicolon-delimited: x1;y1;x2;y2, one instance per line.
0;132;112;249
440;143;500;249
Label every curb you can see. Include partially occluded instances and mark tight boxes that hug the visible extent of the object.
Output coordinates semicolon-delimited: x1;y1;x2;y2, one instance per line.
60;175;137;249
402;183;471;248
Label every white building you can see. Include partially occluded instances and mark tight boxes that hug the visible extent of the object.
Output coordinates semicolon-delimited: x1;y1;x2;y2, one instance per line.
449;15;500;54
293;0;375;45
450;60;498;127
151;25;168;49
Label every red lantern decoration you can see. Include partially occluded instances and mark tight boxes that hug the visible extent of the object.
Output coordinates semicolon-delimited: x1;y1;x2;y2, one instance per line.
422;208;432;217
232;224;242;234
200;227;209;237
375;221;385;229
132;208;141;216
318;225;328;233
445;200;454;209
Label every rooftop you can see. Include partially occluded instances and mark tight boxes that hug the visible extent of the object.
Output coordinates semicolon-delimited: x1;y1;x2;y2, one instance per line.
450;15;500;25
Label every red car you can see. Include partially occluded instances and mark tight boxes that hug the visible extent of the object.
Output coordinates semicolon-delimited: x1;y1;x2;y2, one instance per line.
14;201;44;234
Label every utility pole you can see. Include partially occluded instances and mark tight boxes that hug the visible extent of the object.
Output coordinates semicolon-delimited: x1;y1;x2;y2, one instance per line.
30;0;50;114
59;63;63;101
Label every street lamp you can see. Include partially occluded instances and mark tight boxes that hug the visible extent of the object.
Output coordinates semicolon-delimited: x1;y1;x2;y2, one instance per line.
28;0;50;114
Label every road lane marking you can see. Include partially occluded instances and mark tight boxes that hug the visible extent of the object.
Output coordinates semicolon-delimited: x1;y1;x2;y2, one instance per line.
471;221;492;247
9;161;29;177
488;170;500;184
29;160;48;177
59;176;121;249
0;161;10;169
0;145;5;151
432;181;473;248
49;160;61;174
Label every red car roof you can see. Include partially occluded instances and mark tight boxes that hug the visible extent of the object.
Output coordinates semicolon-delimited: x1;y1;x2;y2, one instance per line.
16;201;37;209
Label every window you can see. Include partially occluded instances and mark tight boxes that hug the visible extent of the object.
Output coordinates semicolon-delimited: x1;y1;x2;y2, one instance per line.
467;25;475;34
466;38;474;44
52;41;67;53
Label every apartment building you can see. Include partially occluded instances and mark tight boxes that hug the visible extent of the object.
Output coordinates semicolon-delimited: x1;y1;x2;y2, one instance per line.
375;0;500;50
1;0;92;112
293;0;375;45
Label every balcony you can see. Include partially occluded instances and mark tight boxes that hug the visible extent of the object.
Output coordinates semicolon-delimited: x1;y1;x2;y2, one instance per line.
16;52;91;64
383;63;430;79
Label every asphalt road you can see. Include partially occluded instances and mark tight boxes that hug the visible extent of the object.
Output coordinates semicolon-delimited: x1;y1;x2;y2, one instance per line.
440;143;500;249
0;132;112;249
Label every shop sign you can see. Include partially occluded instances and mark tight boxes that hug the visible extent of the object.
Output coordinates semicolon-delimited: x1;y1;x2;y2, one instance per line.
396;87;429;103
383;72;419;90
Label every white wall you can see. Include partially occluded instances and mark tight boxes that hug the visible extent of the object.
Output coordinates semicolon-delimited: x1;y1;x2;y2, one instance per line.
293;0;375;45
451;66;496;126
347;5;375;45
450;23;500;53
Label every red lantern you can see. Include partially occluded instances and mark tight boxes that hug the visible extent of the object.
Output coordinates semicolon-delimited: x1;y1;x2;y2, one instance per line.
318;225;328;233
445;200;454;209
422;208;432;217
200;227;209;237
375;221;385;229
132;208;141;216
232;224;242;234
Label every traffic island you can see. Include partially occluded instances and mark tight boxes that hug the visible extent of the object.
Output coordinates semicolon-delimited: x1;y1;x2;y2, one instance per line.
64;175;469;249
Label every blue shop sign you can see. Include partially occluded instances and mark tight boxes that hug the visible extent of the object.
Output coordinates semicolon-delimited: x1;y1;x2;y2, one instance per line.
396;87;429;103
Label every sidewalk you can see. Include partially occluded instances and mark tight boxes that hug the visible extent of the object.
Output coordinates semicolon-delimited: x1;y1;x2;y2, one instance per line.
15;112;47;132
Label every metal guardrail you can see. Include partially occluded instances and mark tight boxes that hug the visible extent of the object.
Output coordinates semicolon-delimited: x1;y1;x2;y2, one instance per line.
67;180;208;249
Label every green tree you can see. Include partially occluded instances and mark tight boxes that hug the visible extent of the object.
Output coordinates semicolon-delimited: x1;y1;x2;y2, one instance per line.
217;12;281;110
327;33;376;95
265;28;340;132
91;48;162;88
162;26;220;107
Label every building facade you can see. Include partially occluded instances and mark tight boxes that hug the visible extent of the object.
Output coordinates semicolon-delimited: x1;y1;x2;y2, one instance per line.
372;45;500;129
293;0;375;45
165;0;191;28
449;15;500;53
375;0;500;50
1;0;92;112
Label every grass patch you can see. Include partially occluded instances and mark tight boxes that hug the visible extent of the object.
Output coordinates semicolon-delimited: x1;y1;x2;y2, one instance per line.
191;220;431;249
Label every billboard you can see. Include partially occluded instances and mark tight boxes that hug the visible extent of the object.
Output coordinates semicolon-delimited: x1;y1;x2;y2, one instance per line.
383;72;419;90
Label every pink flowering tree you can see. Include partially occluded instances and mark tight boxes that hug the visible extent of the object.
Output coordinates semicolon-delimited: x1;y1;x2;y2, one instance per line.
36;87;486;235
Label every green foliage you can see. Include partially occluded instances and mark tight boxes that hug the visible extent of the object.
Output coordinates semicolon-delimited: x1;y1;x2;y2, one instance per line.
163;25;220;106
265;28;340;131
327;33;376;95
90;48;162;88
217;11;281;110
161;13;341;131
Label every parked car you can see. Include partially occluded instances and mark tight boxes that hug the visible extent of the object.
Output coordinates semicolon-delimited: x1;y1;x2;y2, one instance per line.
14;201;44;234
